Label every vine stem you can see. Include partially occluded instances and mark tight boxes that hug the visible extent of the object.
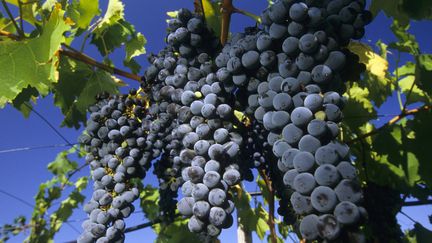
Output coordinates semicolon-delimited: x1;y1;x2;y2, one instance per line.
195;0;204;14
59;45;142;82
258;169;277;243
219;0;260;45
346;105;430;145
220;0;234;45
1;0;24;37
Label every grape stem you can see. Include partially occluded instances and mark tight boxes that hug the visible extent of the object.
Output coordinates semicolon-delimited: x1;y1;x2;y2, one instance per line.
195;0;204;15
59;44;142;82
220;0;234;45
219;0;260;45
346;105;430;145
259;169;277;243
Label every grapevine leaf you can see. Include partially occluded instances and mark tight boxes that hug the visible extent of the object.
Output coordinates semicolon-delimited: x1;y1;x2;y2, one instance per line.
67;0;100;29
389;21;419;55
406;109;432;187
399;0;432;21
53;56;121;128
90;0;127;56
138;185;160;222
166;11;178;18
26;148;84;243
396;61;430;105
89;0;145;73
415;54;432;95
49;177;87;233
232;185;271;240
347;42;389;79
154;219;201;243
399;76;429;104
255;204;270;240
405;223;432;243
11;86;39;117
347;41;392;106
202;0;222;37
47;148;78;176
343;84;377;132
91;19;134;56
0;5;70;108
256;178;270;205
369;0;432;25
369;0;406;24
124;32;146;74
100;0;124;26
0;12;17;33
5;0;38;25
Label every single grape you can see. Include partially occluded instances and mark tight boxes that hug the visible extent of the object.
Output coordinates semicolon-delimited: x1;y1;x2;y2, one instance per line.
299;214;319;241
311;186;338;213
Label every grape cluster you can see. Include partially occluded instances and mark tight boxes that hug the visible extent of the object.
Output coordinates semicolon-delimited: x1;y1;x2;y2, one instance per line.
79;0;374;241
77;91;150;243
144;11;256;237
254;0;371;240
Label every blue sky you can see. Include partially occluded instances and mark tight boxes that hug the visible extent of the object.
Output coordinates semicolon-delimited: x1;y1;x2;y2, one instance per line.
0;1;431;242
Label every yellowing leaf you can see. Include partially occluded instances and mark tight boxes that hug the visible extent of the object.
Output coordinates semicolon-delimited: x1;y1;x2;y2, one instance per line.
234;110;251;127
348;42;389;79
166;11;178;18
101;0;124;25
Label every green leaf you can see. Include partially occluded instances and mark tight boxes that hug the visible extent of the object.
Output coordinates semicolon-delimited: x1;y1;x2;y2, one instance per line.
0;5;70;108
415;54;432;96
139;185;160;222
53;56;121;128
124;32;146;73
49;177;87;233
370;0;432;25
202;0;222;37
154;219;201;243
256;178;270;205
400;0;432;21
5;0;38;25
343;83;377;132
405;223;432;243
395;61;430;105
0;13;17;33
67;0;100;29
406;109;432;187
232;185;271;240
91;19;134;56
11;86;38;118
399;76;429;105
26;149;86;243
89;0;146;72
389;21;420;55
47;148;78;176
255;204;270;240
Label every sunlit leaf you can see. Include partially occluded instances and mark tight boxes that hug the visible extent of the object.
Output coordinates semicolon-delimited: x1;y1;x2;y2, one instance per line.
202;0;221;37
0;5;71;108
